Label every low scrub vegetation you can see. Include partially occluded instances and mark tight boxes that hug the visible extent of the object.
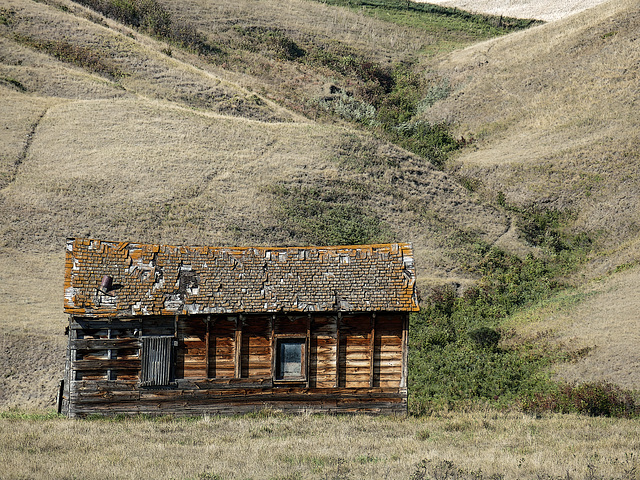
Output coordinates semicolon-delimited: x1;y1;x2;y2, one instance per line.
409;213;640;417
72;0;219;54
13;34;126;79
409;249;563;414
268;183;392;246
522;381;640;418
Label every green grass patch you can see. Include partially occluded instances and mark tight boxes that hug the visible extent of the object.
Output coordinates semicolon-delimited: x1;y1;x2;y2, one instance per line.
268;183;392;246
0;410;63;420
313;0;541;40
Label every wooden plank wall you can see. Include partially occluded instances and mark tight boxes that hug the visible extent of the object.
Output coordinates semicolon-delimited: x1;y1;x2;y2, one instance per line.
339;314;371;388
310;316;337;388
68;381;407;416
376;314;403;388
66;312;408;416
177;318;206;378
241;316;271;378
208;317;235;378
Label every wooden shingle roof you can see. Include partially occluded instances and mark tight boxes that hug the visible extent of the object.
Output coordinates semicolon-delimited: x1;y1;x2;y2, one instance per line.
64;238;419;317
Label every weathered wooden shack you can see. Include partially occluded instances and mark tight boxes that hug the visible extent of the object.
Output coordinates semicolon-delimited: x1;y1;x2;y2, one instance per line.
61;238;418;417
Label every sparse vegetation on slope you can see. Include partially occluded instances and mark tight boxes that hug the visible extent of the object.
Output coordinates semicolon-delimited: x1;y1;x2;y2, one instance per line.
72;0;219;54
13;34;127;79
136;0;539;166
423;0;640;260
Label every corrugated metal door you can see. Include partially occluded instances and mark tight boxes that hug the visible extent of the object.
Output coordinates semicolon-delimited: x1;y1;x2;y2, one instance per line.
140;336;174;386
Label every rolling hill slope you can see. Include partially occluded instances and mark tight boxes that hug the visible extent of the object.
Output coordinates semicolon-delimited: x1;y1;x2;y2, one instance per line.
0;0;638;409
423;0;639;267
421;0;640;387
0;0;517;408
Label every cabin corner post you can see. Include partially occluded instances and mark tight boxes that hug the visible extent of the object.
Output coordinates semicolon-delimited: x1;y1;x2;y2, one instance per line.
400;313;409;390
235;315;243;379
369;313;376;388
61;314;74;417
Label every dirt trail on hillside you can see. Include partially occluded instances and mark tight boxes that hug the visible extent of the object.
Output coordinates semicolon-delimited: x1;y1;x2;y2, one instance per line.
415;0;610;21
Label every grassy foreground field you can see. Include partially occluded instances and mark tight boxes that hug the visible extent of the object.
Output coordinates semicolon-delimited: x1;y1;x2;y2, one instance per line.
1;0;640;477
1;411;639;479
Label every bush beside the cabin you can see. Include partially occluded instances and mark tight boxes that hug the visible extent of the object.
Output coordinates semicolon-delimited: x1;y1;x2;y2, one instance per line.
408;214;640;418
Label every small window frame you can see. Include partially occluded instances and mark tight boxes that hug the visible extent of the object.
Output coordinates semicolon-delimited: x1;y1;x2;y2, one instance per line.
273;335;307;384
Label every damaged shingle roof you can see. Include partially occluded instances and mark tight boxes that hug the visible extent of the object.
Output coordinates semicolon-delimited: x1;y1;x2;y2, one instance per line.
64;238;419;317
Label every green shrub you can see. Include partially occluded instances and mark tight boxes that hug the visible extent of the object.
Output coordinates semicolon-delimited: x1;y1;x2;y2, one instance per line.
317;92;380;126
389;121;459;168
0;7;16;25
269;184;392;246
521;382;640;417
468;326;501;349
408;242;594;414
416;79;451;113
234;26;305;61
71;0;220;54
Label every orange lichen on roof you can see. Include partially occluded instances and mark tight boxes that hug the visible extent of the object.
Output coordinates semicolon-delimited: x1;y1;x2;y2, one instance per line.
64;238;419;317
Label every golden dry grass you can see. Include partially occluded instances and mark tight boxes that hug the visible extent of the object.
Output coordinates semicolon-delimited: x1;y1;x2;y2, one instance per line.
1;411;639;479
503;264;640;390
422;0;640;255
0;0;517;411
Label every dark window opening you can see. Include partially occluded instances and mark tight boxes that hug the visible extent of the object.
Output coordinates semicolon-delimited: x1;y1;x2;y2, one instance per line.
276;338;306;381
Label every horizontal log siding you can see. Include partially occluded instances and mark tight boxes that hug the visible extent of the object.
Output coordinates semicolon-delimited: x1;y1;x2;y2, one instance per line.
310;315;337;388
178;319;207;378
66;312;408;416
376;314;404;388
209;317;235;378
241;319;271;378
339;314;372;388
67;380;406;417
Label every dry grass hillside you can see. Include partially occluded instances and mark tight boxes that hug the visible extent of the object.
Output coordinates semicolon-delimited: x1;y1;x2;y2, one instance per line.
423;0;640;268
0;0;517;409
0;0;638;413
421;0;640;387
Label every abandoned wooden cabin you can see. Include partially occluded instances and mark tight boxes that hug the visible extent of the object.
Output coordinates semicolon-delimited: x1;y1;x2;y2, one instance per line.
61;238;419;417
